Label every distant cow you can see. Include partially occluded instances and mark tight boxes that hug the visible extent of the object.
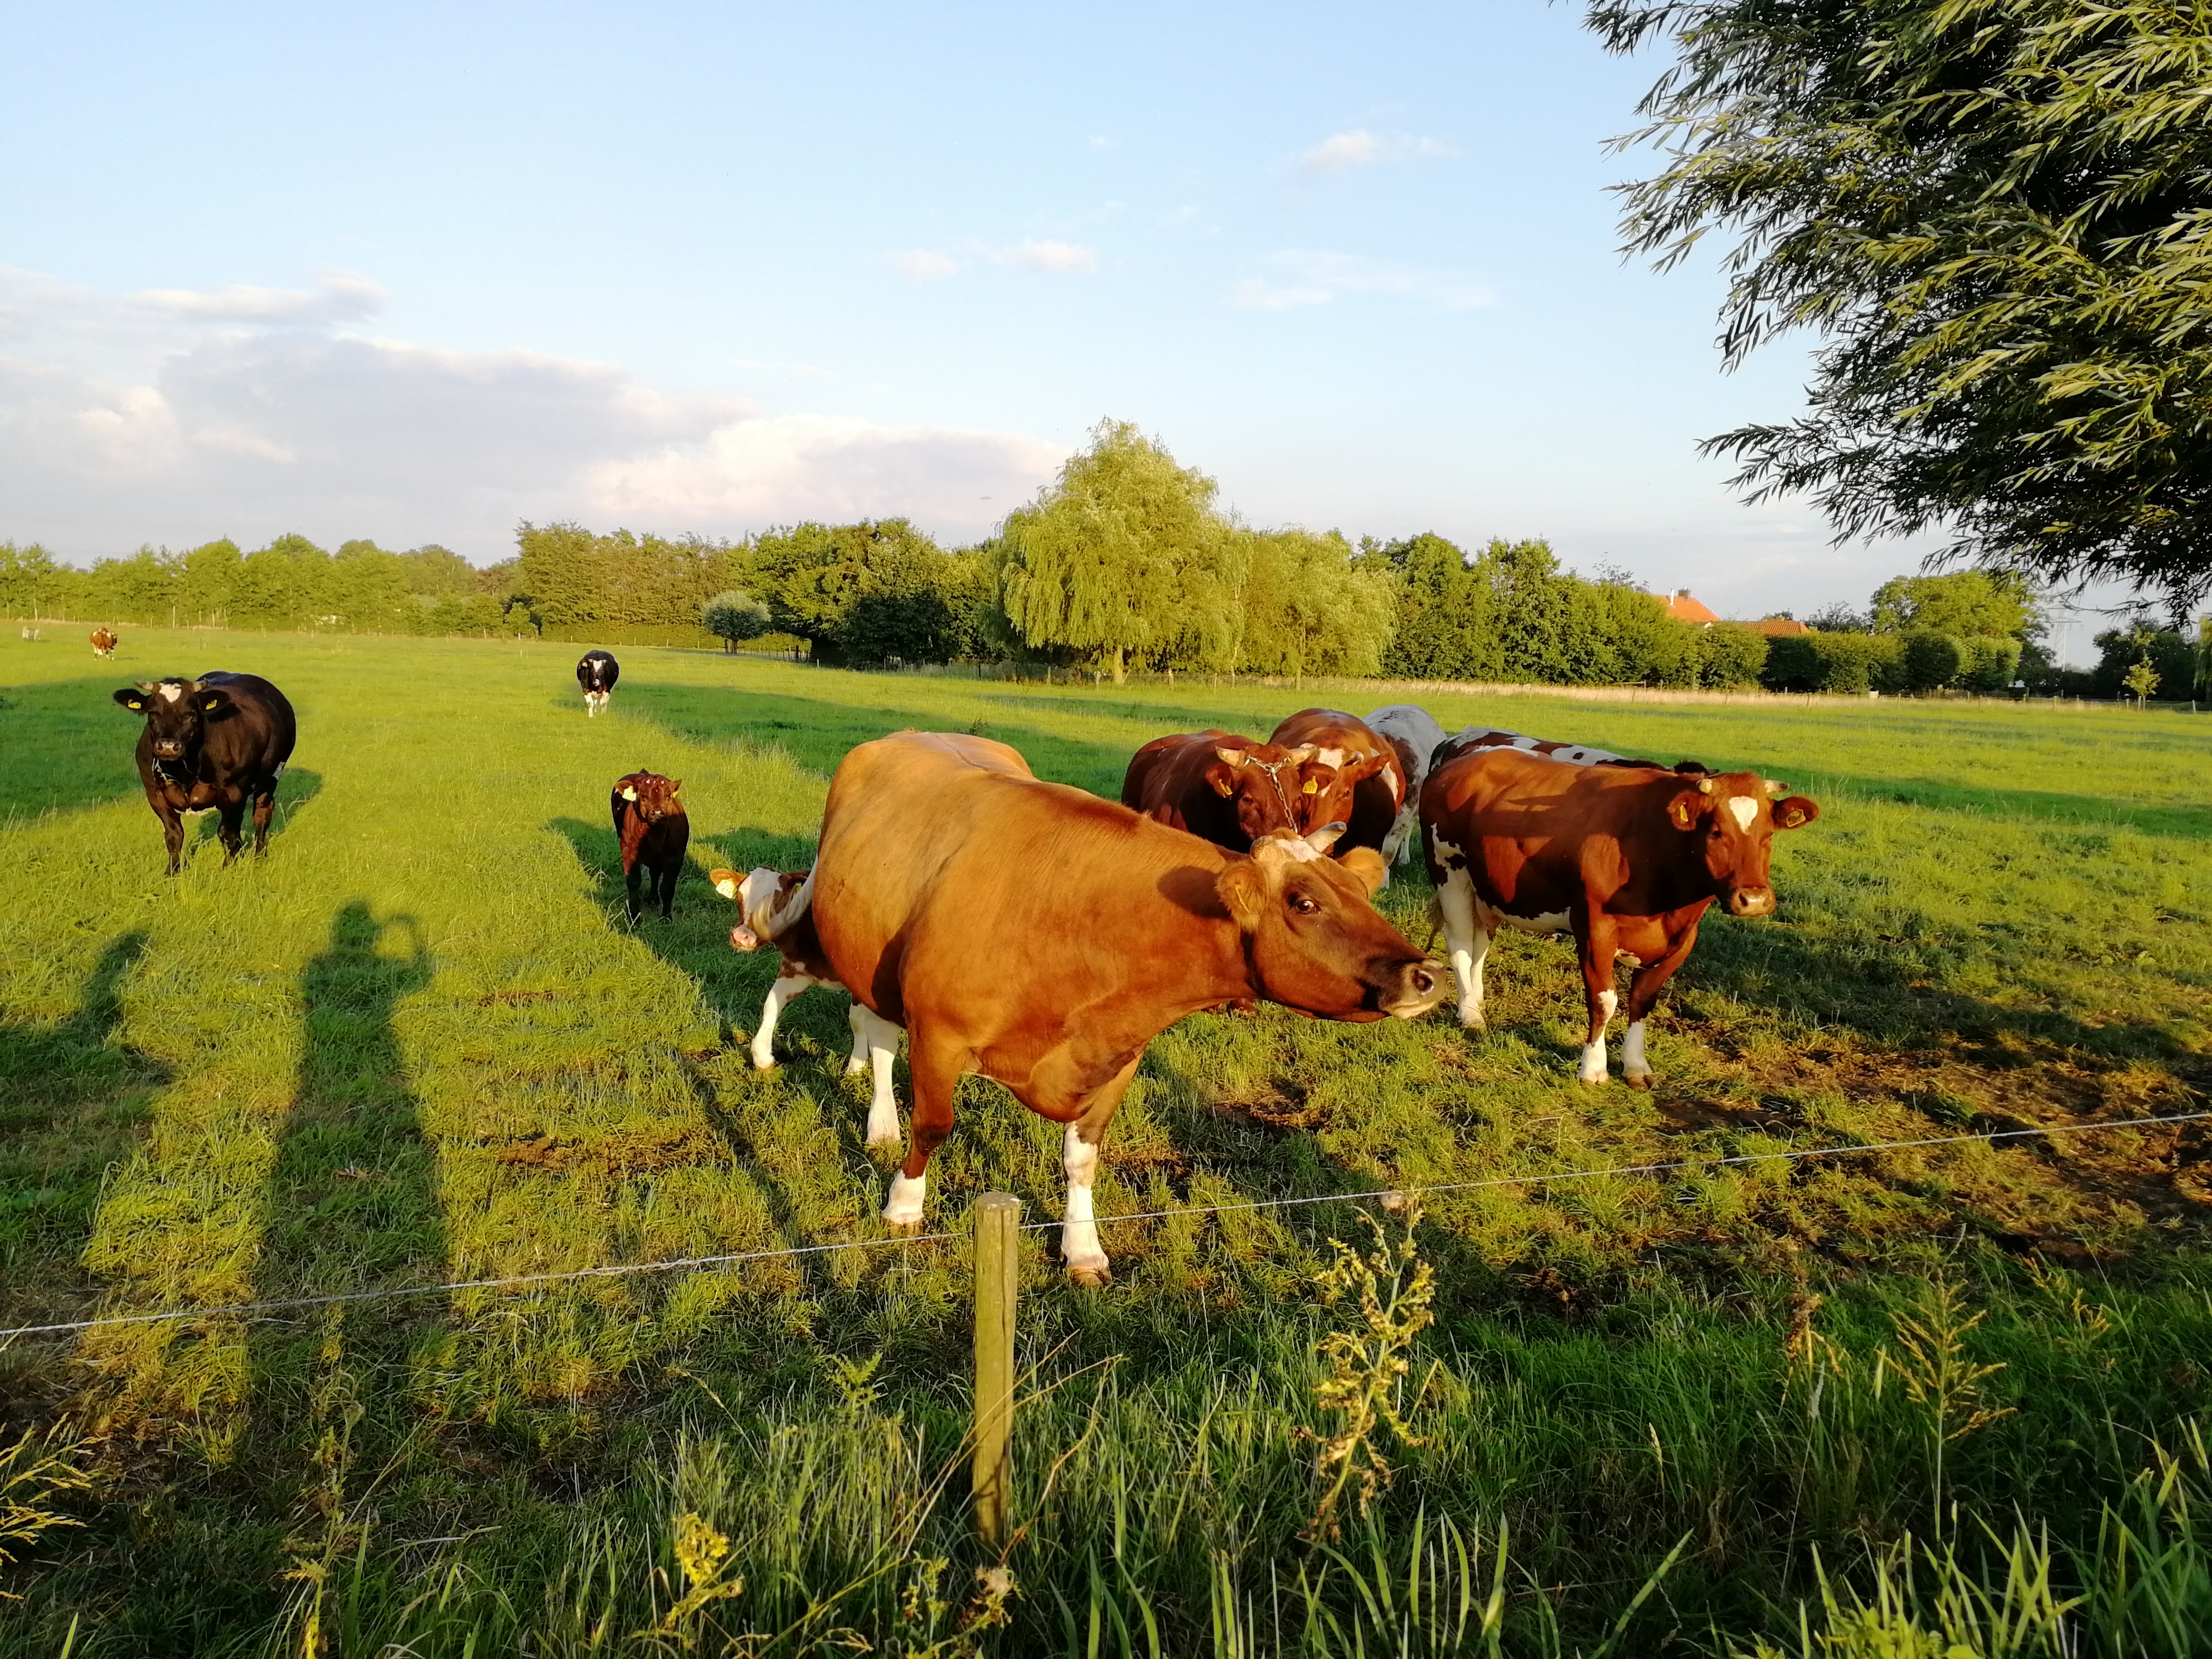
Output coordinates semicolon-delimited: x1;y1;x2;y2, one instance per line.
90;628;118;658
1422;746;1818;1087
811;730;1446;1282
577;651;619;716
113;673;298;874
1119;731;1329;853
610;771;688;920
1361;705;1447;871
710;866;900;1143
1268;709;1405;871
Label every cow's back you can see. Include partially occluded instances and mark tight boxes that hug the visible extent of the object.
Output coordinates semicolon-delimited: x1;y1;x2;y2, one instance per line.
197;672;297;777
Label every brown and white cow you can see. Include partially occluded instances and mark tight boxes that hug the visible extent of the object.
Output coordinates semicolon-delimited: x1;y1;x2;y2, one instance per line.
710;866;900;1142
1433;725;1632;769
1267;709;1405;872
1119;730;1329;853
90;628;118;658
1422;746;1818;1087
1360;705;1447;871
812;730;1447;1282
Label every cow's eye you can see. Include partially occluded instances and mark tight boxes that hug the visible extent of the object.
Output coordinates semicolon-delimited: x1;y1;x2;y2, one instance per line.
1288;891;1320;915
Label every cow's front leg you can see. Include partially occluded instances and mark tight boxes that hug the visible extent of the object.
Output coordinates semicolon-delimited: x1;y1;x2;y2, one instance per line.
215;798;248;864
852;1005;904;1147
1433;865;1492;1029
750;976;811;1069
623;864;644;923
1621;920;1704;1091
1575;915;1619;1085
882;1028;959;1230
1059;1061;1138;1287
156;801;186;875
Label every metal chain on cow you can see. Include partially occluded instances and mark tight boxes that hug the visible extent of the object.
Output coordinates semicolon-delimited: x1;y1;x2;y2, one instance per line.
1;1108;2202;1343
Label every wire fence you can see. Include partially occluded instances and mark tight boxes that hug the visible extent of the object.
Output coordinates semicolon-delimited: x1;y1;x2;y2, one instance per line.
3;1108;2203;1344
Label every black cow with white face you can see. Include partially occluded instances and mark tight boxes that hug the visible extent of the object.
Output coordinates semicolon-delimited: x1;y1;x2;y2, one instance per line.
577;651;619;717
113;673;298;875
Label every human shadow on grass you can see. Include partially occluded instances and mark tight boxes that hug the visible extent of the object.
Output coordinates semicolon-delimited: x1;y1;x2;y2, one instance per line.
0;931;172;1331
247;901;443;1515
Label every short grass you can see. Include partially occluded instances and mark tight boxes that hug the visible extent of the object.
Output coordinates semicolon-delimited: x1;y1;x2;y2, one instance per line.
1;629;2208;1656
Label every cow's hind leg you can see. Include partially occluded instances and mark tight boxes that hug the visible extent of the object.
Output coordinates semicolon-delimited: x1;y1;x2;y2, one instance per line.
1433;865;1492;1029
215;798;249;864
852;1006;904;1147
656;860;678;920
250;785;278;856
882;1027;960;1230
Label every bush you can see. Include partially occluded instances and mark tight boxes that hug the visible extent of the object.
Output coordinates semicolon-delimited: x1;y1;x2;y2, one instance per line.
1697;623;1769;688
1956;635;2022;693
1763;630;1903;693
701;590;772;651
1895;630;1966;693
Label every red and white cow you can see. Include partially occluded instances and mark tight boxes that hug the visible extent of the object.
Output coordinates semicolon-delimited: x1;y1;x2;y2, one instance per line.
90;628;118;658
811;731;1446;1282
710;866;901;1145
1422;745;1818;1087
1268;709;1405;876
1119;730;1328;853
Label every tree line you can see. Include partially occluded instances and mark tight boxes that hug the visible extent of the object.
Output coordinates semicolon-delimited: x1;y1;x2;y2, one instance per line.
6;420;2205;700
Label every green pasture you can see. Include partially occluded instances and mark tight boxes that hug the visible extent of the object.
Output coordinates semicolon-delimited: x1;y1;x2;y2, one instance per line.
1;628;2208;1656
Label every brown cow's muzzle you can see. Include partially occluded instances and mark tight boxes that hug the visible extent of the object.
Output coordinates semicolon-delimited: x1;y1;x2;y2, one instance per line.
1379;959;1451;1019
1726;887;1776;918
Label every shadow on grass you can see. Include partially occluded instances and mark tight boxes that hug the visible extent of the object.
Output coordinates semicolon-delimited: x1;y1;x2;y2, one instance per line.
1796;768;2211;842
169;766;326;861
248;901;444;1524
0;675;158;821
0;930;173;1327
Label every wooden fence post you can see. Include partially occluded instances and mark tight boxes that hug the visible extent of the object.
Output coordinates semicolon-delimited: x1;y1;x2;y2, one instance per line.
971;1192;1020;1548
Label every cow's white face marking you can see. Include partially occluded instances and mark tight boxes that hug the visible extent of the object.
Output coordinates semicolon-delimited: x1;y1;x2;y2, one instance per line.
1260;834;1324;864
1726;795;1758;831
737;866;781;925
1313;747;1345;769
157;683;182;703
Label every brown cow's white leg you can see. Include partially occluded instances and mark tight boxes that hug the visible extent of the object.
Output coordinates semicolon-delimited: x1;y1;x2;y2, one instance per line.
852;1006;904;1147
1061;1123;1110;1286
750;976;812;1069
1379;798;1422;875
1579;989;1617;1085
1622;1020;1651;1088
845;1001;869;1074
1432;858;1490;1028
883;1032;959;1229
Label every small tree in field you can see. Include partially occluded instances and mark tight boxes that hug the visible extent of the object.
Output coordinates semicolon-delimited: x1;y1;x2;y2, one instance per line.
701;590;772;653
2123;659;2159;707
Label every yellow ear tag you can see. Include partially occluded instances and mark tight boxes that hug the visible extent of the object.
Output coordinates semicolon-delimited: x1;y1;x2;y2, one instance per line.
713;877;738;898
1303;780;1318;794
202;697;221;712
620;787;638;801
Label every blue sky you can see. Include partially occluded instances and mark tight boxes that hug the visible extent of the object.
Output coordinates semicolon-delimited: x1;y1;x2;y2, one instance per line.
2;1;2021;629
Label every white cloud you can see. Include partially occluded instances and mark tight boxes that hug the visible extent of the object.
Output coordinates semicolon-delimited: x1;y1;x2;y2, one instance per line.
0;265;1063;555
1231;251;1493;313
1296;129;1454;176
1010;240;1097;274
892;249;962;282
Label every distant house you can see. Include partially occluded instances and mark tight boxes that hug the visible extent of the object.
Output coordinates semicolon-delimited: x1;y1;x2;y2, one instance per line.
1749;615;1810;637
1660;589;1719;625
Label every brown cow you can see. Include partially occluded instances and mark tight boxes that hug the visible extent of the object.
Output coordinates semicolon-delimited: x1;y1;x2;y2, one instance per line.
710;866;902;1141
811;730;1447;1282
610;771;688;921
1422;747;1818;1087
90;628;118;658
1119;730;1330;853
1268;709;1405;871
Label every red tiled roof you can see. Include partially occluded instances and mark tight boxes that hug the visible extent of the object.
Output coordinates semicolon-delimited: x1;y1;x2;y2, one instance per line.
1661;590;1719;624
1749;615;1810;636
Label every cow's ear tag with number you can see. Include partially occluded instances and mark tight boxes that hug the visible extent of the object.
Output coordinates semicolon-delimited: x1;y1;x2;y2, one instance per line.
201;695;222;712
1303;779;1318;794
620;786;638;801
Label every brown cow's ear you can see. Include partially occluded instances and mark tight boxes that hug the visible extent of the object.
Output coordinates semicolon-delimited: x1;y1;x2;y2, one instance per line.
1204;759;1239;797
1667;790;1705;831
112;688;146;712
1338;847;1388;896
1216;858;1268;931
1773;796;1820;831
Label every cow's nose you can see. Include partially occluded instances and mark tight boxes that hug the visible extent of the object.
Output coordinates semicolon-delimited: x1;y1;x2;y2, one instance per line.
1384;959;1451;1018
1728;887;1776;918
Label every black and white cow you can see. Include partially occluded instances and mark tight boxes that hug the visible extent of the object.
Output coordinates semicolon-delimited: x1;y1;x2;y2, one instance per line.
113;673;297;874
576;651;619;717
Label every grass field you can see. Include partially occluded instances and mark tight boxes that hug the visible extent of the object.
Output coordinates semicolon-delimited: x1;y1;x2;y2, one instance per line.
1;628;2208;1656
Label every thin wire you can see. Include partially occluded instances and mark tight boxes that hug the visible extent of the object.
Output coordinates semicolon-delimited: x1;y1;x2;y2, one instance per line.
1017;1108;2212;1232
3;1108;2202;1343
0;1230;958;1341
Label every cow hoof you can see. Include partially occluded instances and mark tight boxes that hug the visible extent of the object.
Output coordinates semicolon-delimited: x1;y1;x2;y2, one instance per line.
1066;1264;1113;1288
845;1058;868;1076
884;1219;924;1236
864;1132;903;1152
1578;1074;1611;1087
750;1056;777;1072
1458;1015;1486;1032
1624;1072;1654;1092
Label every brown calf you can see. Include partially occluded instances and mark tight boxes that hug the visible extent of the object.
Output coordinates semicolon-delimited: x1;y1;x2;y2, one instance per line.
1422;746;1818;1086
610;771;688;921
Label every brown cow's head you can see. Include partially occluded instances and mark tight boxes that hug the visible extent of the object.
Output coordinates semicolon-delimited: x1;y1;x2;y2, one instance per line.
1663;772;1820;916
709;865;808;950
113;678;230;767
615;772;684;823
1296;748;1397;837
1207;742;1327;845
1216;825;1447;1021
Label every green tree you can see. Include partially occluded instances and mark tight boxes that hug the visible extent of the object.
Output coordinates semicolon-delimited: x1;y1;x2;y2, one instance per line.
1897;630;1967;693
1696;622;1770;688
998;419;1224;682
1379;534;1501;681
701;590;772;652
746;518;960;664
0;543;62;617
1592;0;2212;609
1229;528;1396;680
1869;572;2041;640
